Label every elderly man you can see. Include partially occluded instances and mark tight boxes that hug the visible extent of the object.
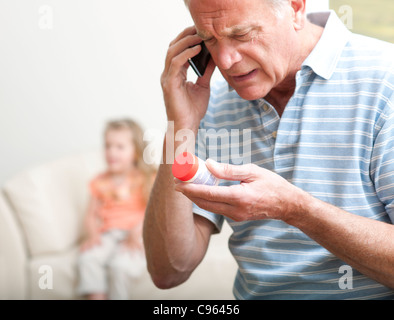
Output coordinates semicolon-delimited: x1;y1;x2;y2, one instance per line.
144;0;394;299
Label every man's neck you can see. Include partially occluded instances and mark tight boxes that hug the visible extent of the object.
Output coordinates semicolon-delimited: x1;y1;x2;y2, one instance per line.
265;21;324;117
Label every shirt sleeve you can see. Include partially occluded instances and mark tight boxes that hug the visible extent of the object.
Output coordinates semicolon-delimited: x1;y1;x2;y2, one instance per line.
370;100;394;224
192;118;225;233
89;176;102;200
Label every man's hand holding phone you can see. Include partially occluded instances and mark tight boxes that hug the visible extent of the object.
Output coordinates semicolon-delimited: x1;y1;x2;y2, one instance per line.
161;26;216;133
189;41;211;78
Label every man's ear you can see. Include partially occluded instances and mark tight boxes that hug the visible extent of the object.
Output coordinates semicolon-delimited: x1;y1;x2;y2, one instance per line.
290;0;307;31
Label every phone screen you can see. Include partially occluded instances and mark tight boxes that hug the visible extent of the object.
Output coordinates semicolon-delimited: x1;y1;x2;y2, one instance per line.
188;42;211;77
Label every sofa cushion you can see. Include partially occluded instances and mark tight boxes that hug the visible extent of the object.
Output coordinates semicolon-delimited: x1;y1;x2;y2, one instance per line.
28;223;236;300
0;193;27;299
3;152;104;257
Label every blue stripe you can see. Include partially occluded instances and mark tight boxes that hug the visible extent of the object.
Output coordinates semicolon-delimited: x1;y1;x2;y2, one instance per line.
193;11;394;299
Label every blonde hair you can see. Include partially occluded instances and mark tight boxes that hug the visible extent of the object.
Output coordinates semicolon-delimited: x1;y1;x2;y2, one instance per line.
104;118;156;203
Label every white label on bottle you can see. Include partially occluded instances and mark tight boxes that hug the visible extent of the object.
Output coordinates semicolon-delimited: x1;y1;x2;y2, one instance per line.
189;158;219;186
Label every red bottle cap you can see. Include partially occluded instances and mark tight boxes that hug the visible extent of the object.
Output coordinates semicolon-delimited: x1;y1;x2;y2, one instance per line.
172;152;199;181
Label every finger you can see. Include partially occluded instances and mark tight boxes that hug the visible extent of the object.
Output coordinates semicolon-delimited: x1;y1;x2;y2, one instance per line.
175;181;238;204
188;195;236;217
196;57;216;89
164;30;199;71
206;159;256;182
165;36;202;76
167;34;201;64
169;26;196;47
167;45;202;80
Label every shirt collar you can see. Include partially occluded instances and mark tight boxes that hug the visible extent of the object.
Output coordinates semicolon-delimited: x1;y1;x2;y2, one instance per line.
302;10;351;80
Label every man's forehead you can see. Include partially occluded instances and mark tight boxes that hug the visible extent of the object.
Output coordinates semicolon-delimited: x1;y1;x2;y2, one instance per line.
190;0;267;39
196;23;260;39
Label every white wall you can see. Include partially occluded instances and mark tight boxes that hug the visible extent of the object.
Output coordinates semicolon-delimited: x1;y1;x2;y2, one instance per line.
0;0;329;185
0;0;194;184
306;0;329;13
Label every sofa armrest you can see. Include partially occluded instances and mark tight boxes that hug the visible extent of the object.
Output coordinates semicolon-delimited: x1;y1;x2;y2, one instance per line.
0;192;27;299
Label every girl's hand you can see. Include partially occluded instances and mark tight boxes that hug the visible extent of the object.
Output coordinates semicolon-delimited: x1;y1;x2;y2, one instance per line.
80;233;101;252
121;223;144;252
121;236;144;252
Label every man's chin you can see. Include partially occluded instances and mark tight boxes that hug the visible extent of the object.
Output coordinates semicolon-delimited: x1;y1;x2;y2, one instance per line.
232;85;268;101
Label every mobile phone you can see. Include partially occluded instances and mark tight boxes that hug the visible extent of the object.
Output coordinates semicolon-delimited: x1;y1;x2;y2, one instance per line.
188;42;211;77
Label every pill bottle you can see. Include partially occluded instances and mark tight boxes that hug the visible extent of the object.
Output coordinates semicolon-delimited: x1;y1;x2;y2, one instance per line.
172;152;220;186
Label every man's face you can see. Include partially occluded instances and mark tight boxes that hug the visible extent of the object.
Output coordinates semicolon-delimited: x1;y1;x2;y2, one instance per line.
189;0;298;100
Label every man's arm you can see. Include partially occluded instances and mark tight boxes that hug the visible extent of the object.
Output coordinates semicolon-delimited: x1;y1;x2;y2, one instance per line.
143;136;215;289
143;26;217;289
175;160;394;289
291;194;394;289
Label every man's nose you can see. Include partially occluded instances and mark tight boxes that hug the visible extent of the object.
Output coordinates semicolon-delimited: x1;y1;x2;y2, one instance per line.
213;41;242;71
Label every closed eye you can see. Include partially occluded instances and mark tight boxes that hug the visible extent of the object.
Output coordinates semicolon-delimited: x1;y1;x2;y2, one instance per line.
203;38;216;45
233;32;252;41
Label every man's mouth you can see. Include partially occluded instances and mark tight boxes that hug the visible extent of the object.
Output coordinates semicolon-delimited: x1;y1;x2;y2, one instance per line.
231;69;258;82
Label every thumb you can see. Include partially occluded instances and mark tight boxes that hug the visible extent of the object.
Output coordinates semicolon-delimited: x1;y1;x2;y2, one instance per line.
196;58;216;88
205;159;256;182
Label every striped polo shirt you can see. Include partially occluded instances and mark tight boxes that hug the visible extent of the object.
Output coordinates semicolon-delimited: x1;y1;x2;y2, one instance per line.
192;11;394;299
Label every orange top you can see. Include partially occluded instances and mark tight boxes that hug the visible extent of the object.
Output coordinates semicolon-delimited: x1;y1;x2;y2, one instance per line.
89;171;146;233
172;152;199;181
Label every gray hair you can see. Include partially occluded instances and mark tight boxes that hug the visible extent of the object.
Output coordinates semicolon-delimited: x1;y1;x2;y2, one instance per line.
183;0;288;10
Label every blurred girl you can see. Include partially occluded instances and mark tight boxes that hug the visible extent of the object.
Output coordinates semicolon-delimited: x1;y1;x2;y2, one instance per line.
77;118;156;300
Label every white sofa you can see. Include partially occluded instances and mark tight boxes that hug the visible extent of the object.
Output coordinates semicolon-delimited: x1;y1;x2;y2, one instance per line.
0;151;237;300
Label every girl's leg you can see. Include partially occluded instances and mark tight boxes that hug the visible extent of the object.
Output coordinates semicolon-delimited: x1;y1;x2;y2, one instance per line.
107;241;146;299
76;231;121;299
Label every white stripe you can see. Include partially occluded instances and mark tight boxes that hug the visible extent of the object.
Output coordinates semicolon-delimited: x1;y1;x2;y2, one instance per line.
231;224;304;236
237;277;387;297
203;114;262;127
371;146;394;163
244;275;370;287
233;255;333;268
206;103;254;117
272;153;371;164
286;104;384;114
291;178;372;187
301;78;394;92
209;97;248;109
232;286;244;300
376;182;394;194
371;158;394;175
230;234;318;246
341;201;384;211
347;291;394;300
239;266;339;278
294;91;392;105
335;65;392;73
339;55;393;61
373;135;394;149
275;165;370;175
373;170;394;184
280;117;376;125
275;141;373;152
280;129;373;139
231;245;333;257
308;191;377;199
200;26;394;300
